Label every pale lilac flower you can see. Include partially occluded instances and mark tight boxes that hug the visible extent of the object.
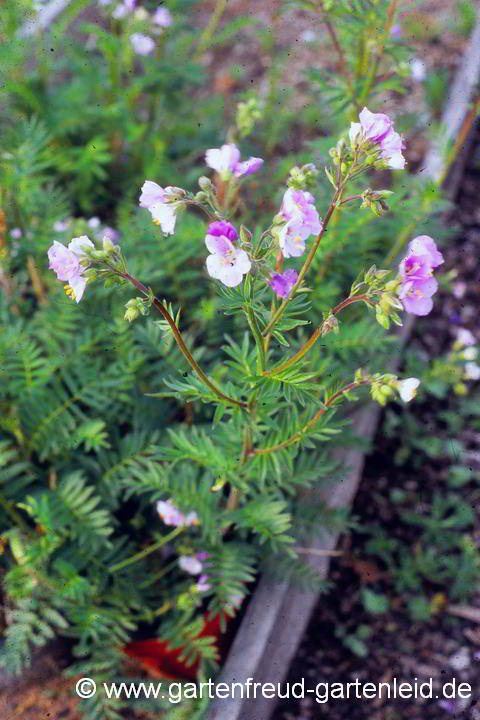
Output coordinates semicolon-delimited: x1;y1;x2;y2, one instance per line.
205;233;251;287
88;216;101;229
277;188;322;258
379;129;406;169
399;254;433;282
410;58;426;82
130;33;155;56
465;362;480;380
47;235;94;303
359;107;393;143
397;277;438;315
397;377;420;402
205;144;241;177
178;555;203;575
234;157;264;177
269;269;298;298
195;551;209;562
352;107;406;169
53;219;70;232
153;7;172;26
156;499;199;527
139;181;184;235
113;0;135;17
452;280;466;299
407;235;444;268
207;220;237;242
205;144;263;180
391;23;402;36
10;228;22;239
456;328;476;347
194;574;211;592
103;226;119;243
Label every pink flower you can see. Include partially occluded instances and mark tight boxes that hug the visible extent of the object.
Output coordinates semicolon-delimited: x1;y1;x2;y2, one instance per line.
205;144;241;177
351;107;406;169
407;235;444;268
269;269;298;298
153;7;172;26
205;144;263;180
397;277;438;315
205;233;251;287
130;33;155;56
234;157;264;177
194;574;211;592
397;235;443;315
277;188;322;258
359;107;393;143
156;500;199;527
399;254;433;282
139;181;184;235
10;228;22;239
53;219;71;232
47;235;94;303
207;220;237;242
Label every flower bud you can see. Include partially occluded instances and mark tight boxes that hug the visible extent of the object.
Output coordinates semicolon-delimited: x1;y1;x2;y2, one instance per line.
195;191;209;202
103;237;115;253
198;176;213;191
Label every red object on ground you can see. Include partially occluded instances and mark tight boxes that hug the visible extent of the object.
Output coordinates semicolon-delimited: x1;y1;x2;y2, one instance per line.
124;611;231;682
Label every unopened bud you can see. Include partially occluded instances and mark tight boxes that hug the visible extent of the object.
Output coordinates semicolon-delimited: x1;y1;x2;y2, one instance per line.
198;176;213;192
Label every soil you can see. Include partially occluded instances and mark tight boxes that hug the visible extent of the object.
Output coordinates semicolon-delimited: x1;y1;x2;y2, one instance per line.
272;122;480;720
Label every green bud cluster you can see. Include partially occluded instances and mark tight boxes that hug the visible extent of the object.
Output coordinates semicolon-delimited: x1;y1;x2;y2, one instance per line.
124;297;149;323
360;188;394;216
236;97;263;139
287;163;319;190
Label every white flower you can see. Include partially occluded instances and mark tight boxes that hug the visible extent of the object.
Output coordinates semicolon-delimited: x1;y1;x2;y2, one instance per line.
139;181;184;235
456;328;476;347
397;377;420;402
461;347;477;361
178;556;203;575
88;216;101;229
410;58;426;82
205;234;251;287
465;362;480;381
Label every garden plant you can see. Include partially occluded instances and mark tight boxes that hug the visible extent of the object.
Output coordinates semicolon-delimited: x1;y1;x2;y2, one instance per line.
0;1;465;718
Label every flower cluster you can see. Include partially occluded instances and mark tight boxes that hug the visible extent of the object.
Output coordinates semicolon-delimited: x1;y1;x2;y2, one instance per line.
275;187;322;258
99;0;172;56
178;552;211;592
205;143;263;180
350;107;406;170
47;236;94;302
397;235;444;315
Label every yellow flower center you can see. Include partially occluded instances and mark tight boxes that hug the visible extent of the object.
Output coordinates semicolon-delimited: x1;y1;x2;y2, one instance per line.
64;284;76;300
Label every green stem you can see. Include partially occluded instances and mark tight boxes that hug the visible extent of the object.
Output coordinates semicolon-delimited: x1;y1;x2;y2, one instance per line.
109;526;184;574
261;187;342;338
119;272;247;409
244;275;265;374
251;381;368;456
265;295;372;376
193;0;228;61
0;494;32;536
